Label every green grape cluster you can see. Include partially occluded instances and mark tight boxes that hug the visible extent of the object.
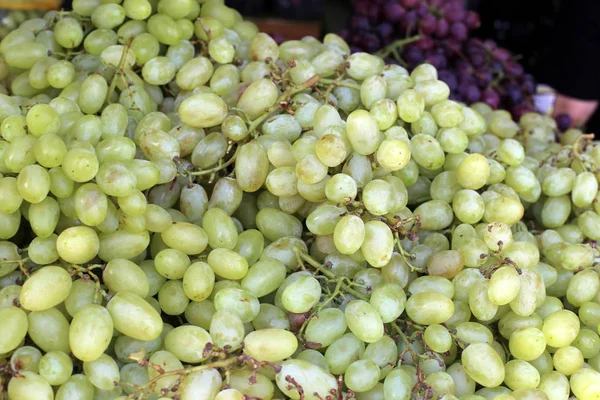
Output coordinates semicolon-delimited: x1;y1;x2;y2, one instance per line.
0;1;600;400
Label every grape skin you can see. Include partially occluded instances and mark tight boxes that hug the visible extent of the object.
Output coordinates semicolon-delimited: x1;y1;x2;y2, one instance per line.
0;3;598;400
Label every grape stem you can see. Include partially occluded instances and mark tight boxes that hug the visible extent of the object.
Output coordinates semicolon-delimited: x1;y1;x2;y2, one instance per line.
247;74;321;134
106;43;132;104
293;247;369;301
394;232;423;272
0;258;32;277
375;35;421;60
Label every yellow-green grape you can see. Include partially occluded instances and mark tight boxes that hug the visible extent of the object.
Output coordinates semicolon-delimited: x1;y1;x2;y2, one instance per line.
461;343;505;388
91;3;126;30
552;346;584;376
10;346;42;373
344;300;384;343
243;329;298;362
240;257;286;298
276;359;337;399
456;153;490;190
537;371;569;400
304;308;347;348
83;353;120;390
504;359;540;390
7;371;53;400
214;288;259;323
179;368;222;400
98;229;150;261
542;310;580;348
423;324;453;353
61;148;99;183
26;104;60;137
107;291;163;341
181;261;214;301
154;248;190;280
406;292;454;325
103;258;149;298
17;164;50;204
161;222;208;255
369;283;406;323
0;177;22;214
69;304;113;362
208;308;245;350
566;269;599;306
507;326;546;361
164;325;212;363
282;275;321;313
383;368;414;400
19;266;72;312
28;197;60;239
56;226;99;264
0;307;28;354
570;368;600;400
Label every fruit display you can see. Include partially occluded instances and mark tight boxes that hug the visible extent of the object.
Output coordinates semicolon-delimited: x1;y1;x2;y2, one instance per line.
0;1;600;400
341;0;539;120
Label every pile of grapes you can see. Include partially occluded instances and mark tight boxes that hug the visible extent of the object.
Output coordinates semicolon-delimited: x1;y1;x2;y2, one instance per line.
0;1;599;400
341;0;539;120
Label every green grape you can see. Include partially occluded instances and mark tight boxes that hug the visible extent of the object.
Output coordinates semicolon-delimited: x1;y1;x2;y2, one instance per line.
28;233;59;265
103;258;149;297
360;220;394;268
406;292;454;325
10;346;42;373
542;310;580;348
552;345;583;376
244;328;298;362
214;288;259;323
107;291;163;341
91;3;126;30
0;177;22;214
0;306;28;354
179;368;222;400
237;78;279;120
38;350;73;386
158;279;189;315
164;325;212;363
304;308;347;348
383;368;414;400
276;359;337;399
281;275;321;313
82;353;120;390
123;0;152;20
504;359;540;390
7;371;53;400
240;257;286;298
56;374;95;400
19;266;71;312
16;165;50;205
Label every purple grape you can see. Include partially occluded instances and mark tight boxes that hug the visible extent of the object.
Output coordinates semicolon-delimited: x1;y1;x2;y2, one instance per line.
522;74;536;94
420;14;437;35
375;22;394;40
556;113;572;131
383;2;405;23
417;36;435;51
449;22;468;41
401;0;419;9
352;0;370;16
350;15;371;31
401;10;419;32
458;84;481;103
481;88;501;109
476;70;494;87
434;18;449;38
361;33;381;53
465;10;481;29
404;45;425;65
438;70;458;91
505;83;523;104
483;39;497;50
512;104;532;120
491;48;512;61
441;2;465;22
426;54;447;69
504;61;524;78
416;3;429;17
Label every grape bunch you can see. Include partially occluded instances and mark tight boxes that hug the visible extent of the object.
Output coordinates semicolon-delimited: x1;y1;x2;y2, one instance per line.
0;1;599;400
340;0;539;120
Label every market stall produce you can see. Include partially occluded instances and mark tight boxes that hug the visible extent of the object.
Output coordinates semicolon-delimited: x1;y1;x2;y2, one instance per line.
0;1;599;400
